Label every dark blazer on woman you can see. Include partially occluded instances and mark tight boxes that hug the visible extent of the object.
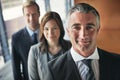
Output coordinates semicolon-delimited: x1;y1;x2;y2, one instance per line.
11;27;37;80
48;48;120;80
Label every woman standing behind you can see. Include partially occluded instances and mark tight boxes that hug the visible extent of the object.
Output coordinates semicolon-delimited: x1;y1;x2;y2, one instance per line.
28;11;71;80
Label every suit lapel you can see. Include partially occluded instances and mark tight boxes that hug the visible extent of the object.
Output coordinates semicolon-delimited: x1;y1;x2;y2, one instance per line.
17;28;33;56
67;51;82;80
23;28;33;43
39;52;50;78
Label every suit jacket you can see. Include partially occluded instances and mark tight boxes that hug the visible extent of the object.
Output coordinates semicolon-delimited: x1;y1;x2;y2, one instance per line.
48;48;120;80
28;41;71;80
12;27;37;80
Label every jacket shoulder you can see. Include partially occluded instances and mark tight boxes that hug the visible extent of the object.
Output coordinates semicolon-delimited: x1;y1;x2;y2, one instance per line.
98;48;120;59
30;43;41;54
12;28;26;39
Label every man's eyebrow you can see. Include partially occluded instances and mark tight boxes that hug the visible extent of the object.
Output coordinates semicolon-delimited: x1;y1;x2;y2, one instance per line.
71;23;96;28
71;23;80;27
87;23;96;27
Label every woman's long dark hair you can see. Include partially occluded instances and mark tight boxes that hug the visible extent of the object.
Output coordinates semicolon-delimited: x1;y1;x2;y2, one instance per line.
39;11;66;53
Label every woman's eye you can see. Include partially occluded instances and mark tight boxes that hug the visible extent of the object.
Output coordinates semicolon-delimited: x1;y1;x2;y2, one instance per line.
53;26;59;30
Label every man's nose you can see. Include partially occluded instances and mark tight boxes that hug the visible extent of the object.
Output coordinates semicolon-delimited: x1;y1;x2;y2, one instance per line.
79;28;88;38
29;15;34;21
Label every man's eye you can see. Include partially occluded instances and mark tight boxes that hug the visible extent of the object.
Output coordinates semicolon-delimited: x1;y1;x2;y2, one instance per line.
86;26;94;31
72;26;80;30
32;13;37;16
87;26;92;29
44;28;48;30
26;14;30;17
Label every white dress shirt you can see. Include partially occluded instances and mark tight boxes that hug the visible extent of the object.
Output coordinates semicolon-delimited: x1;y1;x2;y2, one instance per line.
70;47;99;80
26;26;39;40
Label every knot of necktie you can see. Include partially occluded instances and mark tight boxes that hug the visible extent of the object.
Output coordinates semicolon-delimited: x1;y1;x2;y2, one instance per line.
82;59;91;68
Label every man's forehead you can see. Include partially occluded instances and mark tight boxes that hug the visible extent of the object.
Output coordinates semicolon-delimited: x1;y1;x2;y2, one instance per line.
70;12;96;20
67;12;98;29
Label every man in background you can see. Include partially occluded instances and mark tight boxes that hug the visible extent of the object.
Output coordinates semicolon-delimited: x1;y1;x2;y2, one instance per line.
11;1;40;80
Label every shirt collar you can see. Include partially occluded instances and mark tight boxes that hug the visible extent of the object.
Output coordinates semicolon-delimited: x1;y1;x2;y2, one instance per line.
26;26;39;37
70;47;99;62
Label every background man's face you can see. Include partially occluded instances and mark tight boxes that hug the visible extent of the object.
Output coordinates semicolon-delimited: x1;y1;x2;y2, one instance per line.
23;5;40;31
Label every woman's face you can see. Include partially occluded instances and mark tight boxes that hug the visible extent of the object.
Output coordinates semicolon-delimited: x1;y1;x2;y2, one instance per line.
43;19;60;44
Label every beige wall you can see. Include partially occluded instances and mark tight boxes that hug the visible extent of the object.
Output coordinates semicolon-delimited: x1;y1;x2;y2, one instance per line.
5;16;25;39
75;0;120;54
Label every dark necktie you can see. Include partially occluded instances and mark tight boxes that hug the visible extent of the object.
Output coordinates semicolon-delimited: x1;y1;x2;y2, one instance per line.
32;33;38;44
82;59;95;80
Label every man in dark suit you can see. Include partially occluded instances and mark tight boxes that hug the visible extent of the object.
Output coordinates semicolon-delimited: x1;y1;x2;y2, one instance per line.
48;3;120;80
11;1;40;80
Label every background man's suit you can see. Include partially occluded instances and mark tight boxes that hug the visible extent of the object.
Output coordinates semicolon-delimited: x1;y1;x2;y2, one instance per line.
48;48;120;80
12;27;37;80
